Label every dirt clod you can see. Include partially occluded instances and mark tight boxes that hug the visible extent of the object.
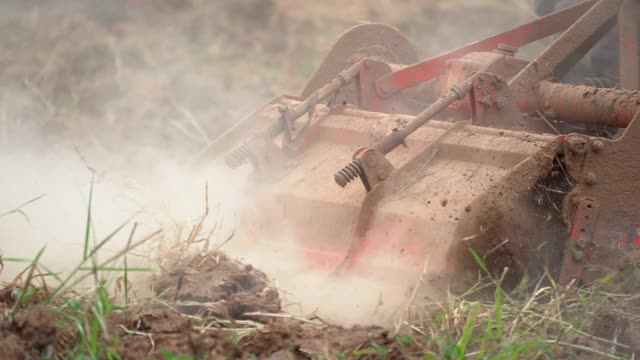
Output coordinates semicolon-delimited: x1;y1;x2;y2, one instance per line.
153;252;282;319
0;305;63;360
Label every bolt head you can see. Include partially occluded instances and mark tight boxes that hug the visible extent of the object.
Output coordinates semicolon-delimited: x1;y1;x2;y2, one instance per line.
591;140;605;152
566;136;588;154
584;172;598;186
365;153;379;167
572;250;585;262
574;236;587;249
497;44;518;55
377;169;388;180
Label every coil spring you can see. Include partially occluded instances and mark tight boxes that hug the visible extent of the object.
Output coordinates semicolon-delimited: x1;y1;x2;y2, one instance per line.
373;131;404;154
333;132;403;187
334;159;364;188
225;143;251;168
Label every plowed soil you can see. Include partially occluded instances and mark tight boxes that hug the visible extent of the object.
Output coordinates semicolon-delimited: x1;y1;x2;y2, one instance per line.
0;252;433;359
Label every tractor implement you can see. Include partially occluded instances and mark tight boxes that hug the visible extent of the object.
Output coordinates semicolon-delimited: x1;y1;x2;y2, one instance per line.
202;0;640;293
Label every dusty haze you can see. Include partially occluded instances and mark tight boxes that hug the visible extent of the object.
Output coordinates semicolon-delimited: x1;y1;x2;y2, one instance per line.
0;0;537;324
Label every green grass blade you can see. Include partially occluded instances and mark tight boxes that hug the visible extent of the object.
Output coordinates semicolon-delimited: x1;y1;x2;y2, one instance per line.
83;174;95;260
455;304;480;359
11;245;46;315
89;317;99;356
3;257;64;283
495;281;503;339
47;215;135;304
468;247;490;276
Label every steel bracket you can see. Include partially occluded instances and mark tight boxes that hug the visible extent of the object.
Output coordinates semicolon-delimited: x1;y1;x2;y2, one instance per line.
562;134;591;182
355;148;396;192
559;199;599;285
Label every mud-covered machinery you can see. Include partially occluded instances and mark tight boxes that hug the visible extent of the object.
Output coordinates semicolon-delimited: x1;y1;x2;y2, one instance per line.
204;0;640;291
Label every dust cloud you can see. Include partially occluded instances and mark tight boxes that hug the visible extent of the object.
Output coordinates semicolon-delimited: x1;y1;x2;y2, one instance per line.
0;0;538;326
0;147;243;281
0;143;415;325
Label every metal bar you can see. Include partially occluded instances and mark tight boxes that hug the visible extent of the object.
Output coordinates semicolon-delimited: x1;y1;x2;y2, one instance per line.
509;0;622;102
225;61;362;168
530;81;640;127
618;0;640;89
334;77;475;188
374;0;597;97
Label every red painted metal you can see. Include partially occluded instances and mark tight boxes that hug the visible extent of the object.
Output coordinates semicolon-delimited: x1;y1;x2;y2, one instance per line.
374;0;597;97
510;0;622;106
358;59;387;112
559;200;598;285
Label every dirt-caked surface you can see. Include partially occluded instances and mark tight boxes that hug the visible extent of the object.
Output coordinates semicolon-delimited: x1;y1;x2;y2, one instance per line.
0;304;63;359
116;309;432;359
153;252;282;320
0;251;433;359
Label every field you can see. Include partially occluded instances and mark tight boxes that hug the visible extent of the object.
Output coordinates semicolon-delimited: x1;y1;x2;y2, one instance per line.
1;1;640;359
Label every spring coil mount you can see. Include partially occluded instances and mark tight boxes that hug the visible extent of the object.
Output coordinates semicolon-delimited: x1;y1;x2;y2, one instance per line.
334;131;403;188
334;159;364;188
225;143;251;168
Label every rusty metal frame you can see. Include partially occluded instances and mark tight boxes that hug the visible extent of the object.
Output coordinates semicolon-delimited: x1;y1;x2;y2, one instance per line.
559;200;599;285
509;0;622;100
374;0;597;98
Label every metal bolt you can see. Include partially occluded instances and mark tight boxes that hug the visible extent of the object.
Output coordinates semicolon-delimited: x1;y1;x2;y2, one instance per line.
574;236;587;249
572;249;585;262
584;172;598;186
377;169;388;180
496;44;518;57
591;140;605;152
566;136;588;154
365;153;378;167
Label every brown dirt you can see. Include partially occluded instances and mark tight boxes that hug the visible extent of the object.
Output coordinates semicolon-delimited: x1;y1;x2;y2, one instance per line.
153;252;282;320
590;307;640;357
115;309;432;359
0;251;435;359
0;304;64;360
132;251;433;358
116;309;240;359
239;322;433;359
